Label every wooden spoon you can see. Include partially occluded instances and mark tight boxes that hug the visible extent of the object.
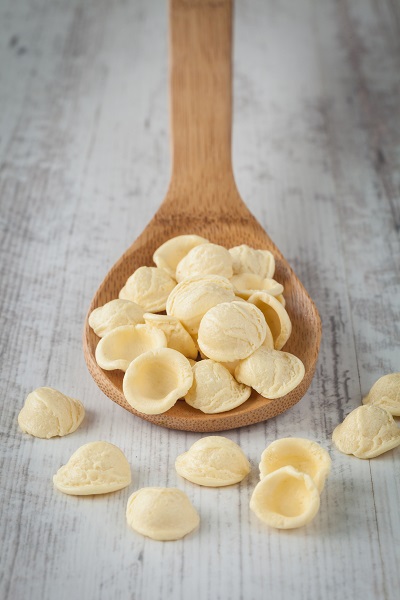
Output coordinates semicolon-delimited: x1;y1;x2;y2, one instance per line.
83;0;321;432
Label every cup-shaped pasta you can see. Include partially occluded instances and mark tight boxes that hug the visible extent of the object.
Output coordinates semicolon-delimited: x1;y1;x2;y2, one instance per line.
95;324;167;372
229;245;275;278
275;294;286;307
175;436;251;486
198;301;267;362
248;291;292;350
89;299;144;338
53;441;131;496
332;405;400;459
119;266;176;312
250;466;320;529
175;243;233;282
123;348;193;415
231;274;283;301
260;322;274;350
259;438;331;493
184;360;251;414
166;274;236;335
153;234;209;278
126;487;200;541
218;359;240;375
18;387;85;439
362;373;400;416
235;347;305;399
143;313;197;359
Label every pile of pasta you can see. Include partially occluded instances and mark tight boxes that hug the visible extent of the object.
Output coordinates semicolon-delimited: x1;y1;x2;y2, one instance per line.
89;235;305;415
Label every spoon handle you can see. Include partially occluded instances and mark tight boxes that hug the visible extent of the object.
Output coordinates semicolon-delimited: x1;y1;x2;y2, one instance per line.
169;0;234;189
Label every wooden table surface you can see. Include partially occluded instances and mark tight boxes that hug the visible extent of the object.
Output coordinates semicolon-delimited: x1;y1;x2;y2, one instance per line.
1;1;399;599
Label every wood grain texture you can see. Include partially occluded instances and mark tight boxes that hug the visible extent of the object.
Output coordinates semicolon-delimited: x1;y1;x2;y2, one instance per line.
82;0;321;431
0;0;399;599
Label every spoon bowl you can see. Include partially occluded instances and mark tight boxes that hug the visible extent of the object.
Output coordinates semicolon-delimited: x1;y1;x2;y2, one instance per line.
83;0;321;432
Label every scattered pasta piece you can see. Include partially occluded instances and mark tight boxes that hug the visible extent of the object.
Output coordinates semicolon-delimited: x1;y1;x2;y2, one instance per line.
175;436;251;486
362;373;400;416
18;387;85;439
123;348;193;414
250;466;320;529
184;360;251;413
259;438;331;493
53;441;131;495
126;487;199;540
332;405;400;459
95;324;167;372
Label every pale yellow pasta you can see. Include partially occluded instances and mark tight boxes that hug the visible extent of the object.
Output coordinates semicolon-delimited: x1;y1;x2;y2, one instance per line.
332;405;400;459
123;348;193;415
250;466;320;529
235;347;305;399
229;245;275;278
197;301;267;362
218;359;240;375
89;299;144;337
126;487;200;541
248;291;292;350
175;436;251;486
184;360;251;414
53;442;131;495
119;266;176;312
18;387;85;439
166;274;236;335
143;313;197;359
362;373;400;416
95;324;167;372
176;243;233;283
275;294;286;307
153;234;209;278
231;274;283;300
259;438;331;493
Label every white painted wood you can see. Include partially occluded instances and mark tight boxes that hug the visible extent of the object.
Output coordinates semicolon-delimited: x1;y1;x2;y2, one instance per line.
1;0;399;599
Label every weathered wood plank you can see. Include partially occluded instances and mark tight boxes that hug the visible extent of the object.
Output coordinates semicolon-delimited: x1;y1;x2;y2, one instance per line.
0;0;399;599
